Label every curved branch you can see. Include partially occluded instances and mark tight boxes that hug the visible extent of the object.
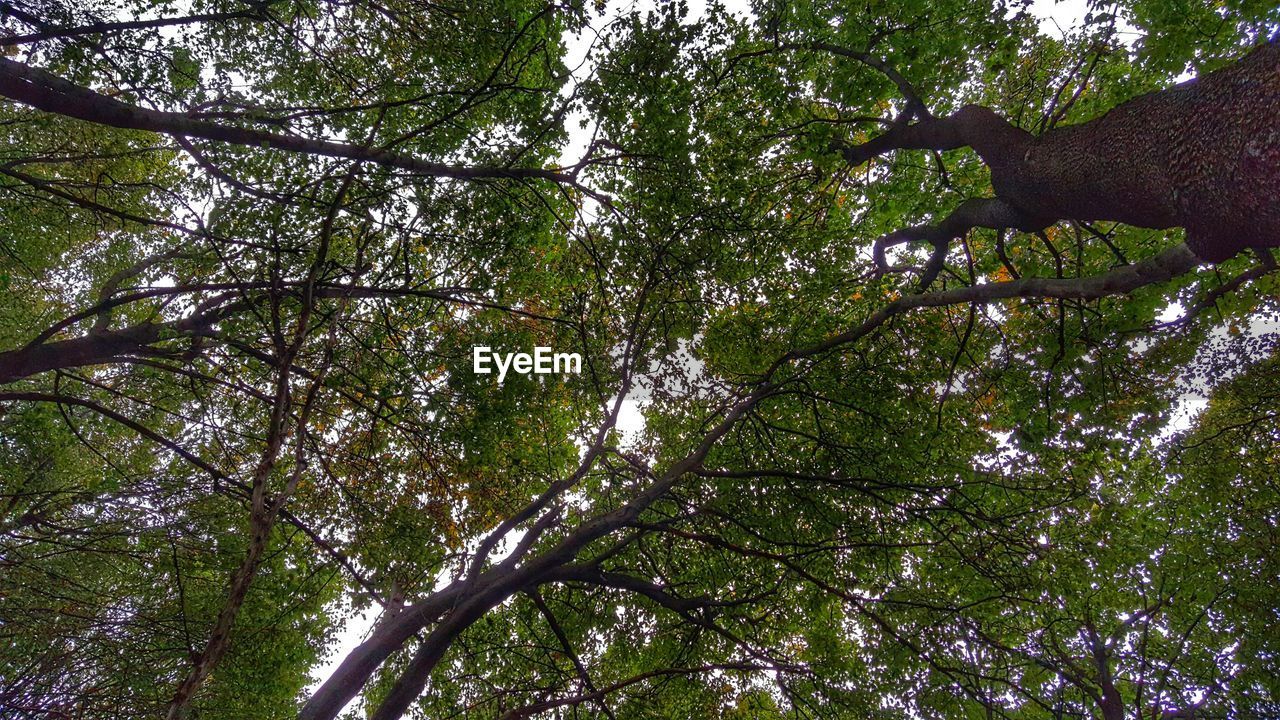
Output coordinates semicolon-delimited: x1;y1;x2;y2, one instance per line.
837;103;1031;169
794;243;1200;363
0;57;593;191
1153;250;1278;328
873;197;1038;289
807;41;933;121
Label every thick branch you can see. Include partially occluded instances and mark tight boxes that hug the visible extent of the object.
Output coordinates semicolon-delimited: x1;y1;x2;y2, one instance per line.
0;309;229;385
168;175;353;718
303;382;768;720
838;104;1031;170
547;565;717;614
873;197;1039;289
841;40;1280;263
0;58;581;186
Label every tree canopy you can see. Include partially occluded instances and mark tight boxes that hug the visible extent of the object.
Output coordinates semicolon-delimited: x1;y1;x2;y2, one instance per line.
0;1;1277;719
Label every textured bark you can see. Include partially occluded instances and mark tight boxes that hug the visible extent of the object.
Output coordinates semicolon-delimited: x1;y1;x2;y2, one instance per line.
0;324;165;385
0;314;224;385
847;39;1280;263
1086;625;1126;720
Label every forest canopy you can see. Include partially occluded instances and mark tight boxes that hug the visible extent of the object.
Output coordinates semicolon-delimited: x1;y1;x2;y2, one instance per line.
0;0;1278;719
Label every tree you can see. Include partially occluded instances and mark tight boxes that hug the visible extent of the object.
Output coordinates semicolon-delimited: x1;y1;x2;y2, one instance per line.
839;39;1277;270
0;0;1277;719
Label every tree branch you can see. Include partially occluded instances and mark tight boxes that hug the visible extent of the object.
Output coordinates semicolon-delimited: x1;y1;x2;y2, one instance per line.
0;58;600;194
0;1;276;46
873;196;1038;289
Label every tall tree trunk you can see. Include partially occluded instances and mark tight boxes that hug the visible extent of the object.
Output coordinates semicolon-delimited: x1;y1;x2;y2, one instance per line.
999;40;1279;262
845;39;1280;264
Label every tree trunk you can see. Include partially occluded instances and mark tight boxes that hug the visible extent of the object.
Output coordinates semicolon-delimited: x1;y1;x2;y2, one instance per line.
995;40;1279;262
846;39;1279;264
